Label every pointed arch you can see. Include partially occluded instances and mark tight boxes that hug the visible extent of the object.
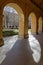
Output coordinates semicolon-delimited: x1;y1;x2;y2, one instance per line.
3;3;24;38
28;12;37;34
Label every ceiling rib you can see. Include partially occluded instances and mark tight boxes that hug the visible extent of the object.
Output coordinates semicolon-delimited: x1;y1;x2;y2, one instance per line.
30;0;43;12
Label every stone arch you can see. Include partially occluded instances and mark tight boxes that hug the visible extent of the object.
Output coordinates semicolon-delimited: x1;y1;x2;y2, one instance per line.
3;3;23;15
2;3;25;38
0;2;25;46
28;12;37;34
38;17;43;33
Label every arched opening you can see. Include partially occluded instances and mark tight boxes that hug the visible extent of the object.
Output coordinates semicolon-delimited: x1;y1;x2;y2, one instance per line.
3;6;19;37
2;3;24;37
38;17;43;33
28;12;37;34
0;3;25;62
28;13;41;63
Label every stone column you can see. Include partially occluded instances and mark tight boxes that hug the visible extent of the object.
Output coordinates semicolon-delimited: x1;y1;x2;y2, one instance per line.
19;14;28;38
42;17;43;32
19;14;24;38
0;15;4;46
36;18;38;34
24;15;28;38
4;15;8;29
38;17;43;33
31;14;38;34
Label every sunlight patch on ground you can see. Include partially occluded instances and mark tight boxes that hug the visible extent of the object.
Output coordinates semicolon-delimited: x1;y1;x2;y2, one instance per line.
28;31;41;63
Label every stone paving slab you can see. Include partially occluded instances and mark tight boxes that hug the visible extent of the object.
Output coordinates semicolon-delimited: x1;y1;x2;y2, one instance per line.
0;35;18;64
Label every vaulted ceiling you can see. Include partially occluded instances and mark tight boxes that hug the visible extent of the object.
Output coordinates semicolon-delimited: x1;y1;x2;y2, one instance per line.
30;0;43;11
0;0;43;11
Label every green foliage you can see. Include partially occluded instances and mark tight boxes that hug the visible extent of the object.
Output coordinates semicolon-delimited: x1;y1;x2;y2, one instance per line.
3;30;18;37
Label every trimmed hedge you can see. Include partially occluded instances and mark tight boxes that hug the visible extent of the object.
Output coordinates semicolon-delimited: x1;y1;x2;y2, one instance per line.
3;30;18;37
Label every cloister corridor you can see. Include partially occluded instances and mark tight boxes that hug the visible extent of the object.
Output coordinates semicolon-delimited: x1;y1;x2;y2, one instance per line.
0;31;43;65
0;0;43;65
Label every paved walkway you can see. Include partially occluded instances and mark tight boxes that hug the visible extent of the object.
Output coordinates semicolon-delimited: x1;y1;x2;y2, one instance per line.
0;35;18;64
0;33;43;65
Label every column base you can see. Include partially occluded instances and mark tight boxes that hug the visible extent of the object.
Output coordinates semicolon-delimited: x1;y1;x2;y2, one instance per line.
0;39;4;47
18;34;28;39
31;32;38;35
38;31;42;34
24;34;29;38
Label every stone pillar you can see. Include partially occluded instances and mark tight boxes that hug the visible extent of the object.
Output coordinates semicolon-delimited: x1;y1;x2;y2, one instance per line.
4;16;7;28
31;15;37;34
0;15;4;46
38;17;43;33
42;18;43;32
19;14;28;38
24;15;28;38
36;18;38;34
19;14;24;38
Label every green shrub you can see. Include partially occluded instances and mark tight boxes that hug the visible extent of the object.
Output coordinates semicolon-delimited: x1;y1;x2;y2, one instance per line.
3;30;18;37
